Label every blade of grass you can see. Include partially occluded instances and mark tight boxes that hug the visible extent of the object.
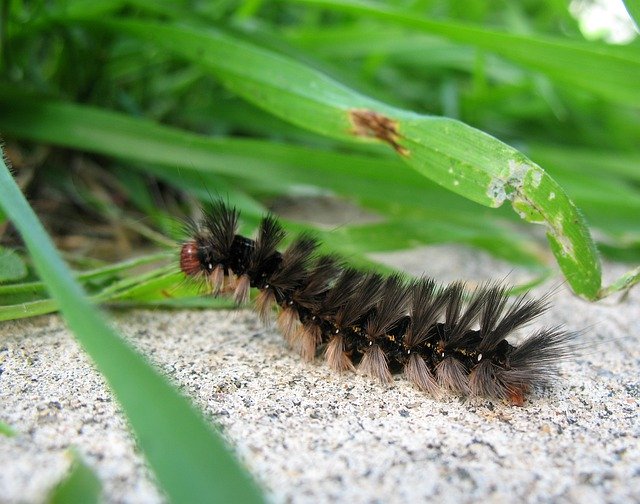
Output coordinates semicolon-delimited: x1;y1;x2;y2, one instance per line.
0;86;440;206
0;285;175;322
286;25;526;83
289;0;640;107
0;421;17;437
0;150;263;502
528;144;640;184
48;451;101;504
0;298;59;321
622;0;640;27
0;265;202;321
300;216;546;267
0;252;170;296
598;266;640;298
0;247;27;282
112;296;236;309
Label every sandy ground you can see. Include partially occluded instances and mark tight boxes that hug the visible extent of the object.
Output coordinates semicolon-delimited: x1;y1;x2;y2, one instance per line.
0;245;639;503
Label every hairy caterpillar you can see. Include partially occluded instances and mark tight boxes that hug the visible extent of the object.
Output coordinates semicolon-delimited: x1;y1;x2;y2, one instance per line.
180;201;574;405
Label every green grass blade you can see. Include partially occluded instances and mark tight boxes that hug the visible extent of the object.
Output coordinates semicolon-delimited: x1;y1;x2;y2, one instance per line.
0;421;17;437
290;0;640;107
598;266;640;299
286;25;525;84
0;298;59;321
622;0;640;27
0;252;170;296
0;266;180;321
0;254;176;321
86;18;601;298
0;151;264;502
48;452;101;504
0;247;27;282
528;144;640;184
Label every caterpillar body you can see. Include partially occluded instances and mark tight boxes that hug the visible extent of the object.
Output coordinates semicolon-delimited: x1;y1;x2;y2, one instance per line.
180;201;573;406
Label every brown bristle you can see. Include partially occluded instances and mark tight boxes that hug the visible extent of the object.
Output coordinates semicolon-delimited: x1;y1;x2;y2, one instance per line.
225;272;237;291
294;324;321;362
180;241;201;277
209;264;225;296
256;289;277;324
405;353;440;397
233;274;251;305
359;344;393;385
277;306;300;345
469;360;508;399
436;357;470;394
325;335;355;372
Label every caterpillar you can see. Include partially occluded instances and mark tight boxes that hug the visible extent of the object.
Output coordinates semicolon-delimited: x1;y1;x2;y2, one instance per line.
179;200;574;406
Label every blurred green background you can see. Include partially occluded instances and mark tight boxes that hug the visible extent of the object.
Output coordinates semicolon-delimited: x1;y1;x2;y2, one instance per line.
1;0;639;305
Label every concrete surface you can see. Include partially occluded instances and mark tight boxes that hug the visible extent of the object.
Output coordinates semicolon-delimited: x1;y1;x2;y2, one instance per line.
1;245;639;503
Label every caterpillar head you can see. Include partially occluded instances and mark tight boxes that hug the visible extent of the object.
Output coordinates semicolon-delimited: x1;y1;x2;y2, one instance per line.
180;240;228;297
180;240;206;277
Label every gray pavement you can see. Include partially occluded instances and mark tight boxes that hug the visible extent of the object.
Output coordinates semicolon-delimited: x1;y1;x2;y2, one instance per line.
1;246;638;503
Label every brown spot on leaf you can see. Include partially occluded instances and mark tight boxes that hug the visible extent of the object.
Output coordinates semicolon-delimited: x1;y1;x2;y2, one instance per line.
349;109;409;156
